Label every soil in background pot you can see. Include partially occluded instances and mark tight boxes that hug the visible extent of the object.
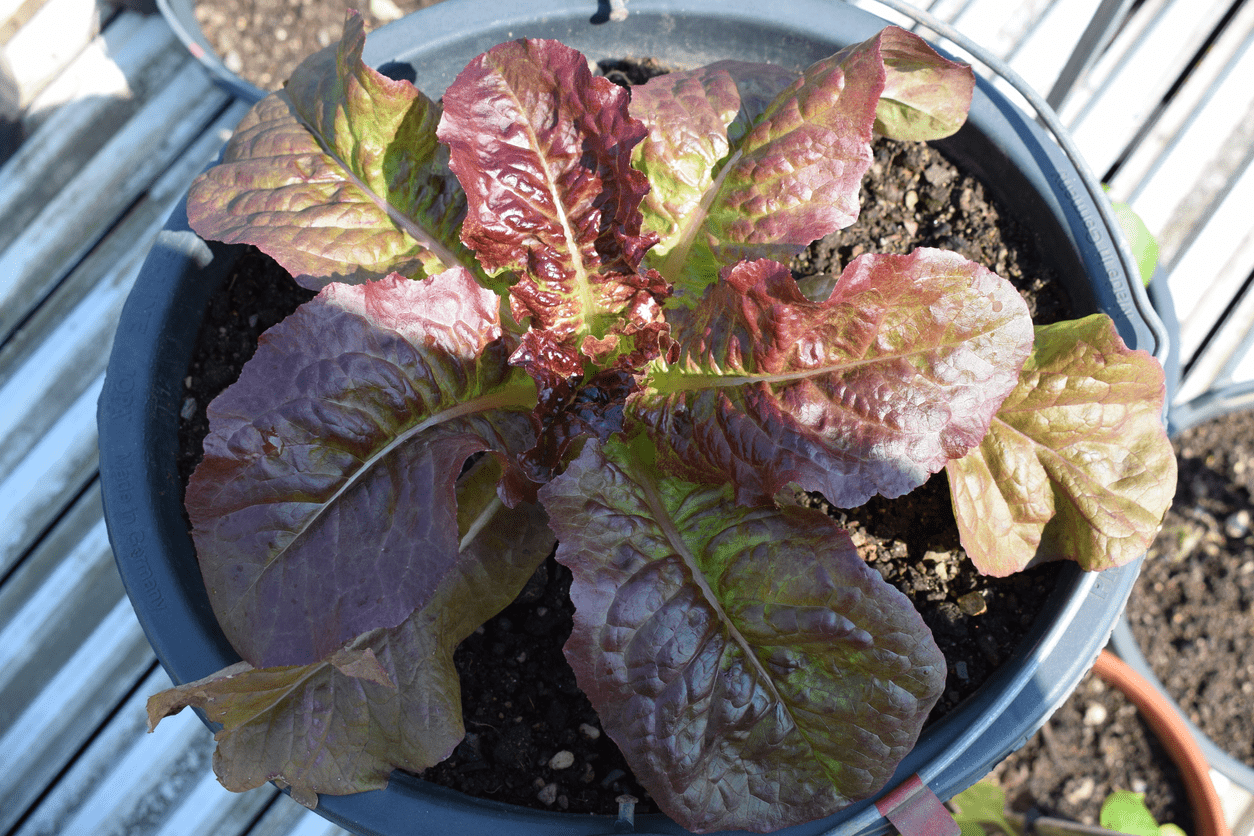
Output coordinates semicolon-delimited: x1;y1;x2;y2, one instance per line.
194;0;447;92
175;128;1068;816
1127;410;1254;766
988;667;1192;832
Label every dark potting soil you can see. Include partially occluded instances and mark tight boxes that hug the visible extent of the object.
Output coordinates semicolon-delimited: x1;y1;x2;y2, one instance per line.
176;132;1071;816
1128;410;1254;766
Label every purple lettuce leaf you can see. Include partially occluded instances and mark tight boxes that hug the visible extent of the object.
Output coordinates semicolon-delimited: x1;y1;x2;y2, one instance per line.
184;267;539;668
945;314;1175;576
186;13;476;291
538;437;945;833
436;38;668;377
630;27;971;303
630;249;1034;507
150;459;556;807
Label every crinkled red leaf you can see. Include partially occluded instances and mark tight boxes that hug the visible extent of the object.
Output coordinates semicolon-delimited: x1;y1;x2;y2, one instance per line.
186;14;474;290
631;250;1034;507
436;38;666;376
538;438;945;833
185;268;538;667
632;27;972;302
634;47;884;298
860;26;974;141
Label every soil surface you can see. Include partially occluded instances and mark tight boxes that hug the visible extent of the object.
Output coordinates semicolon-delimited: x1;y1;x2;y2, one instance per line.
194;0;446;92
988;409;1254;834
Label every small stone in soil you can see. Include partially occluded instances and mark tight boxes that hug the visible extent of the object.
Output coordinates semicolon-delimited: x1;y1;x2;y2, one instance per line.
548;750;575;770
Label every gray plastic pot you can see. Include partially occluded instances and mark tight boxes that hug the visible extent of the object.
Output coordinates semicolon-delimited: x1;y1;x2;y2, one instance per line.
98;2;1171;834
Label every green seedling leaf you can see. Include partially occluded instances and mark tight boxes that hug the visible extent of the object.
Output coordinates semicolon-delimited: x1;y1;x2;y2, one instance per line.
1105;188;1160;286
1100;791;1186;836
949;782;1024;836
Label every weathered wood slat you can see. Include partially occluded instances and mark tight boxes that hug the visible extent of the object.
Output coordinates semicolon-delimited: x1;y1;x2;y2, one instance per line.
0;374;101;577
933;0;1054;58
1165;154;1254;352
246;796;354;836
0;0;105;107
9;666;266;836
1060;0;1234;178
0;13;186;253
1168;156;1254;402
0;485;120;709
1106;0;1254;215
1002;0;1102;96
1115;17;1254;262
0;597;155;834
0;57;228;344
147;766;279;836
0;100;245;576
0;97;247;474
1179;269;1254;403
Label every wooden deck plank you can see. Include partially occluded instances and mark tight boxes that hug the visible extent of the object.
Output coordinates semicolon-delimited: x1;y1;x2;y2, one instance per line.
1165;152;1254;365
0;57;227;344
1117;21;1254;262
1061;0;1233;178
1178;267;1254;403
0;374;101;578
0;0;105;107
0;98;247;480
246;796;353;836
0;99;245;577
11;666;275;836
0;13;185;253
1000;0;1097;95
0;598;155;834
0;485;120;715
1106;0;1254;209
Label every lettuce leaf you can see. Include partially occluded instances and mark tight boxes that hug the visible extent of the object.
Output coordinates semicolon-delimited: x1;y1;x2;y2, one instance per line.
437;38;669;378
946;314;1175;576
631;250;1034;507
185;268;538;667
186;14;475;290
539;438;945;833
151;457;556;807
631;26;973;303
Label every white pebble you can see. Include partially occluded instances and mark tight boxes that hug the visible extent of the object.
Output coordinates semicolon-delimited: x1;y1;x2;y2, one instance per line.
548;750;575;770
1083;702;1108;726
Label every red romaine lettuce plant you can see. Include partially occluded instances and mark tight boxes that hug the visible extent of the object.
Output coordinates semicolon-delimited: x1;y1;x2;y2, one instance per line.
146;14;1176;833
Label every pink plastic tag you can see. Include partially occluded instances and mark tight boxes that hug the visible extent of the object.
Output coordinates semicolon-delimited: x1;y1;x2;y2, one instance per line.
874;773;960;836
